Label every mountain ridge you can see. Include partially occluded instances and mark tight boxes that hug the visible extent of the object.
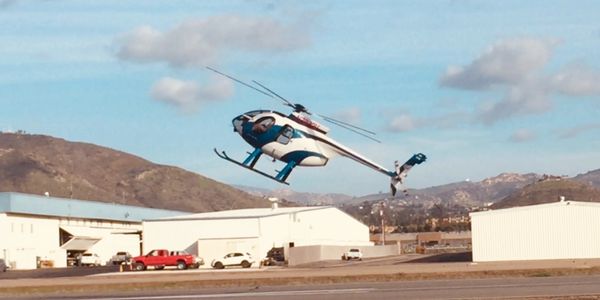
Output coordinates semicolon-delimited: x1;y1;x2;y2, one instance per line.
3;132;600;213
0;133;267;212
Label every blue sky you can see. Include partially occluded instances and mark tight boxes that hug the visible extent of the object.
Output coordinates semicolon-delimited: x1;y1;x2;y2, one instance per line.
2;0;600;196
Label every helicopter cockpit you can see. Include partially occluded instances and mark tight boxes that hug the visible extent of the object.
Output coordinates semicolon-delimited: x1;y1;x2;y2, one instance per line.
232;110;288;134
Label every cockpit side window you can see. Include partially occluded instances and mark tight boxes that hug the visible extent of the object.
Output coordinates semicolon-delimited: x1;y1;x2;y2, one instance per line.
252;117;275;134
276;125;295;144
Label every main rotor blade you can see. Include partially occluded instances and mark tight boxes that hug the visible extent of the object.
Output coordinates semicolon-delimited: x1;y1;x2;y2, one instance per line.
317;113;377;136
251;80;298;111
322;118;382;143
206;66;275;99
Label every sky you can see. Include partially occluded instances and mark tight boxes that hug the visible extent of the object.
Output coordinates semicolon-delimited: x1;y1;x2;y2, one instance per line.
1;0;600;196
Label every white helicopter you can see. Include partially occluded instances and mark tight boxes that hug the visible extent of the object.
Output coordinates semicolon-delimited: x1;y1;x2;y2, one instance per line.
210;67;427;196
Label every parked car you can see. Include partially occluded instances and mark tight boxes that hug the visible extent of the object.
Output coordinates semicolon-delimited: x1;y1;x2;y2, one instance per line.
130;249;202;271
0;258;8;272
342;249;363;261
170;250;204;266
111;251;132;265
262;247;285;266
79;253;102;266
212;252;255;269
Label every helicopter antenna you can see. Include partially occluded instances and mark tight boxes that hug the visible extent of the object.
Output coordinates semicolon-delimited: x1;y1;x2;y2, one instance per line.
206;67;274;99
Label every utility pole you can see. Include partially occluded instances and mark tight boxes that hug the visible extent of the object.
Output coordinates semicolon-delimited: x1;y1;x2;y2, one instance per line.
380;209;385;245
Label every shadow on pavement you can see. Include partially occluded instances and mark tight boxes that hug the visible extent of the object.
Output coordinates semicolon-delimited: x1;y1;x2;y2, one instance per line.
0;265;120;279
400;251;472;264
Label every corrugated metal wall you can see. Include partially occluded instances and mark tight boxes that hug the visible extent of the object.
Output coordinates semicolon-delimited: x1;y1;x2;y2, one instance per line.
471;201;600;262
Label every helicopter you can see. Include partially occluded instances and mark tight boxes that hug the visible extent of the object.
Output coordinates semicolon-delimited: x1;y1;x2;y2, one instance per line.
209;67;427;196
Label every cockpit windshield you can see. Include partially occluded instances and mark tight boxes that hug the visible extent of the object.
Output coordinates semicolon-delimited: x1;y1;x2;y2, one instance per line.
243;110;286;118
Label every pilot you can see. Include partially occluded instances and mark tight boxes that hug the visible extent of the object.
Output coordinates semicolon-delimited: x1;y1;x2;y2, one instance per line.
252;118;274;134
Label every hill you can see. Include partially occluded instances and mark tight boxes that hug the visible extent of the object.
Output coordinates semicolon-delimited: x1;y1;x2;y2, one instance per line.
0;133;267;212
235;185;355;205
347;172;541;209
573;169;600;188
491;178;600;209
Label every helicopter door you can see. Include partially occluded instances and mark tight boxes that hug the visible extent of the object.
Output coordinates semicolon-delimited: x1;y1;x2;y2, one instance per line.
276;125;294;144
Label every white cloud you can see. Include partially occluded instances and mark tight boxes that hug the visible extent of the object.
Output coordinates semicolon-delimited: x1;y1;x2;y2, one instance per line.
437;37;600;125
331;107;361;124
116;15;312;68
384;109;471;133
150;75;233;112
477;82;552;124
509;128;536;143
557;123;600;139
0;0;18;9
387;114;416;132
440;38;558;90
550;64;600;96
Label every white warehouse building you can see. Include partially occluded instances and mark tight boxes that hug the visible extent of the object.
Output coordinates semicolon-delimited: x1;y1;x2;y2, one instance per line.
471;200;600;262
143;206;373;267
0;192;185;270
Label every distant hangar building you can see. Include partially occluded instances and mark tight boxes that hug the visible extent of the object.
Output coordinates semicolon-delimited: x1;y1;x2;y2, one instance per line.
471;200;600;262
0;192;185;270
143;205;373;266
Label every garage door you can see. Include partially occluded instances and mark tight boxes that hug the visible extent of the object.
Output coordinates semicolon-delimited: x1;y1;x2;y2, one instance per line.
60;226;104;250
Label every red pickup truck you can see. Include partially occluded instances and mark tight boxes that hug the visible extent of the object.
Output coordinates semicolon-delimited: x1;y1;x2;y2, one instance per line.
131;249;203;271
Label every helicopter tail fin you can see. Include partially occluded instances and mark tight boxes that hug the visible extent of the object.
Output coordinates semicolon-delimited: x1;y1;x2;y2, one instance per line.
390;153;427;196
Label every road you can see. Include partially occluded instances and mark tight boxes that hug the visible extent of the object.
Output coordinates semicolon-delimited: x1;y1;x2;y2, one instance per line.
4;254;600;299
33;275;600;300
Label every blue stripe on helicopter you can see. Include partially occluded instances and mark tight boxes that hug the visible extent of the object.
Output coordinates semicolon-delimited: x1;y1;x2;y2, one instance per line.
281;150;327;164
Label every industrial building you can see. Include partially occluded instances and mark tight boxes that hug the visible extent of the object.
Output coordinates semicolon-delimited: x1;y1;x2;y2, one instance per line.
471;200;600;262
143;205;374;267
0;192;185;269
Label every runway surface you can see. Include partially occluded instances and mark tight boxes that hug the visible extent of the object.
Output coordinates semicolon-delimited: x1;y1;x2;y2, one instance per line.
38;275;600;300
4;253;600;299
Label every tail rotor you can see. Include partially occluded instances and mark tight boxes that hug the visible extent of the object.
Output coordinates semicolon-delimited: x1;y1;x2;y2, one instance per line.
390;153;427;196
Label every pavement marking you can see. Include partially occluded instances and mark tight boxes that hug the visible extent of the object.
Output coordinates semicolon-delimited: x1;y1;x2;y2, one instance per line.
77;288;375;300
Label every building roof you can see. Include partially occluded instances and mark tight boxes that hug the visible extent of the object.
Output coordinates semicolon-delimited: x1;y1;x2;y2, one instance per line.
146;206;332;222
470;200;600;217
0;192;187;222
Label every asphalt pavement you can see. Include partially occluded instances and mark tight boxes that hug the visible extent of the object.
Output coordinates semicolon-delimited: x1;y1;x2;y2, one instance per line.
19;275;600;300
3;253;600;299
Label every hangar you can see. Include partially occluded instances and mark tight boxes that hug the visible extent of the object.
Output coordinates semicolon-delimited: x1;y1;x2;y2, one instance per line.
471;200;600;262
0;192;185;269
142;205;373;267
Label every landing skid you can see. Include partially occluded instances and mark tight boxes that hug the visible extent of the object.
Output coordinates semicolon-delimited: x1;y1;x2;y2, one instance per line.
213;148;290;185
